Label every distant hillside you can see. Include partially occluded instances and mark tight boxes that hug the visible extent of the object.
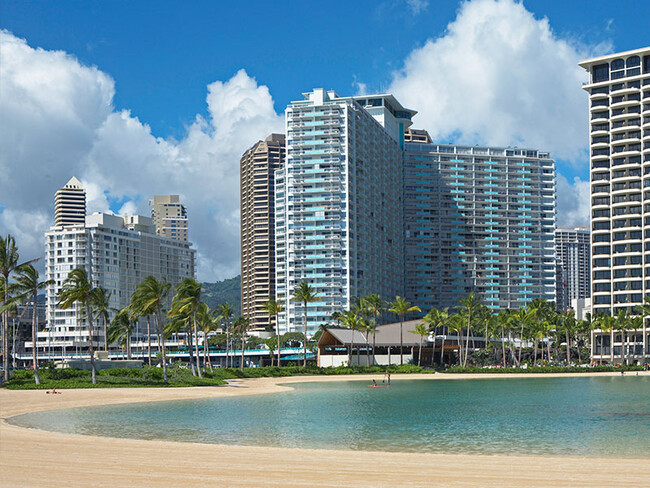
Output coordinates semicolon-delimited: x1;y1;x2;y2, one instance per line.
202;275;241;315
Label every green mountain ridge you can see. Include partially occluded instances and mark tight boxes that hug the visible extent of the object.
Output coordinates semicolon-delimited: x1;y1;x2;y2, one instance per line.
202;275;241;316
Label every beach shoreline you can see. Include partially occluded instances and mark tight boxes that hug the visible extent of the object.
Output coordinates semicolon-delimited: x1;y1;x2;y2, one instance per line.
1;372;649;487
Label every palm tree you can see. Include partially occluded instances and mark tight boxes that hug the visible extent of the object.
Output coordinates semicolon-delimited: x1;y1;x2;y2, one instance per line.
513;307;531;366
593;314;615;365
446;313;465;365
58;268;98;384
197;302;215;371
1;235;36;381
458;293;484;367
341;310;361;367
170;278;203;377
496;310;513;367
410;323;429;367
362;294;385;365
128;294;151;365
233;316;251;372
614;309;629;365
636;295;650;366
265;336;277;366
90;287;111;352
422;308;442;366
292;282;319;367
11;265;53;384
108;308;134;360
131;276;171;382
561;310;576;364
217;303;234;368
262;297;283;368
389;296;421;366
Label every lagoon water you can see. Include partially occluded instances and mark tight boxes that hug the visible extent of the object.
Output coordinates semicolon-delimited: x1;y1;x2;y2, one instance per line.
10;377;650;457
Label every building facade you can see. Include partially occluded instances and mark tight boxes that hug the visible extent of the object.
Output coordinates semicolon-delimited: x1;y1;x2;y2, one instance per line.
579;47;650;317
580;47;650;365
55;176;86;227
39;182;196;355
555;226;590;311
275;89;415;334
150;195;189;242
403;142;557;311
240;134;285;329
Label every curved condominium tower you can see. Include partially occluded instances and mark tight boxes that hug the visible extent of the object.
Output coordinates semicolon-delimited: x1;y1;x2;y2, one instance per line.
580;47;650;317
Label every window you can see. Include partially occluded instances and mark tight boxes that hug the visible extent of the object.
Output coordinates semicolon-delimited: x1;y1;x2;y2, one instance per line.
593;63;609;83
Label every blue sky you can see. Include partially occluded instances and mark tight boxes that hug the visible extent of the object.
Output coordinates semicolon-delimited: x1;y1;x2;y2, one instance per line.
4;0;646;142
1;0;649;280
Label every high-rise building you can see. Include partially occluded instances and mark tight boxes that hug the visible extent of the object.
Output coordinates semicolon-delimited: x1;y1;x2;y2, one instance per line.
55;176;86;227
555;226;591;311
150;195;189;242
275;89;415;334
579;47;650;318
240;134;285;329
40;184;196;355
403;141;556;311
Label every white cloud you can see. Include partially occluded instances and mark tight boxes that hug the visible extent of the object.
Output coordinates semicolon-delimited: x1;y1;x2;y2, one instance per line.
389;0;604;162
556;174;590;227
0;30;283;281
406;0;429;15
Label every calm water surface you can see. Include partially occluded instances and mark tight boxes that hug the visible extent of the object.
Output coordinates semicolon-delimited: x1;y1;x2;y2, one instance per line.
9;377;650;457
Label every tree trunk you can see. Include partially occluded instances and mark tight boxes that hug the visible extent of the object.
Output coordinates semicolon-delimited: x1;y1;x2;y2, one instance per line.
240;335;246;372
3;275;10;381
85;299;97;384
32;292;40;385
565;329;571;363
187;327;196;376
225;319;230;368
463;312;471;367
303;303;307;367
103;315;108;352
439;332;446;366
533;338;539;367
372;331;377;367
193;312;202;378
611;329;615;365
501;326;507;368
518;324;524;366
157;310;167;384
400;317;404;366
146;316;152;366
418;336;423;367
127;330;132;360
276;312;281;368
350;326;355;368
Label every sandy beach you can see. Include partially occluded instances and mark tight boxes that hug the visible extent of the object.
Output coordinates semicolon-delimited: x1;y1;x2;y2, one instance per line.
1;372;649;487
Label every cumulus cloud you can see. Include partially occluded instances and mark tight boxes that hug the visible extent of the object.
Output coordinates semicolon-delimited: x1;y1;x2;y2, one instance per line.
556;174;590;227
0;30;283;281
389;0;602;162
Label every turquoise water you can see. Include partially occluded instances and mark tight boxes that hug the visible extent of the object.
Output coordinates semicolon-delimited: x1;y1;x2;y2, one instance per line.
9;377;650;457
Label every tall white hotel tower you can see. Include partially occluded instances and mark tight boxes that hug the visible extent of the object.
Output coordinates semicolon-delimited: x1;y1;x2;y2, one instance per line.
275;89;415;333
580;48;650;318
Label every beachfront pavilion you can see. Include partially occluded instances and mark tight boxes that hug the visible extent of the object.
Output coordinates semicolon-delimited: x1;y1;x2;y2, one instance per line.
317;320;471;367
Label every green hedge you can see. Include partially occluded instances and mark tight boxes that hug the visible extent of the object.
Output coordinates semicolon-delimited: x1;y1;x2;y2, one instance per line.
444;365;645;374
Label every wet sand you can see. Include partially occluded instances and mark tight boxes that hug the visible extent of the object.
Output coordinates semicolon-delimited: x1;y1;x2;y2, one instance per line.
1;372;649;487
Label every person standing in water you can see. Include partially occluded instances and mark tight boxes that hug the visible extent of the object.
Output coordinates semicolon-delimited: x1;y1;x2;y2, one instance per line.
385;371;391;386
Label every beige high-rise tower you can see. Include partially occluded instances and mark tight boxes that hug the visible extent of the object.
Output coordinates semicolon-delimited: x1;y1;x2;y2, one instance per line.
55;176;86;227
240;134;285;329
150;195;188;242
